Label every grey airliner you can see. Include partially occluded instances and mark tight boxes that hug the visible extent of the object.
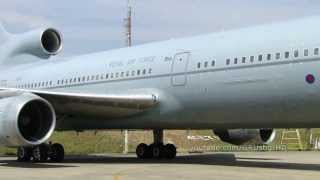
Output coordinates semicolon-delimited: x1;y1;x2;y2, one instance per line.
0;16;319;162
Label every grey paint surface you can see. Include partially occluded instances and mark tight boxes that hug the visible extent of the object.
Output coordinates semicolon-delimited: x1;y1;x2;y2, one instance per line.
1;16;320;130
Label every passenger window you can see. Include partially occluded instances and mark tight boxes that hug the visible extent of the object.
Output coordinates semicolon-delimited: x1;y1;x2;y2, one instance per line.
204;61;208;67
234;58;238;64
267;54;271;61
242;57;246;63
111;73;114;78
120;72;124;77
137;70;141;75
126;71;130;77
211;60;215;66
276;53;280;60
258;55;263;61
106;74;109;79
115;73;119;78
314;48;319;55
78;77;81;82
148;68;152;74
226;59;230;65
285;52;290;58
294;50;299;58
142;69;146;75
250;56;254;62
131;71;135;76
197;62;201;68
91;75;95;80
304;49;308;56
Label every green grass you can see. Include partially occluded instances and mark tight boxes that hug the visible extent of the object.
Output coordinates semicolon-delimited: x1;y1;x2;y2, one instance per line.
1;129;319;155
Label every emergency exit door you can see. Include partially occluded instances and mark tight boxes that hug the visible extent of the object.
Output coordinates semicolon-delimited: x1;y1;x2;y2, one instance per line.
171;52;190;86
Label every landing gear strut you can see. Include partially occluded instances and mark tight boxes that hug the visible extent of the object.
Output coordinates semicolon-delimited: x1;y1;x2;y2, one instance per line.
136;129;177;159
17;142;65;162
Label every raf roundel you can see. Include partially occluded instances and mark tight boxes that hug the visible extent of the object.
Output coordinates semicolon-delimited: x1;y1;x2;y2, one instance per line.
306;74;315;84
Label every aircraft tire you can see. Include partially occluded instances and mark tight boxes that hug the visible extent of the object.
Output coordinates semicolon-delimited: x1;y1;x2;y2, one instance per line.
17;146;32;162
49;143;65;162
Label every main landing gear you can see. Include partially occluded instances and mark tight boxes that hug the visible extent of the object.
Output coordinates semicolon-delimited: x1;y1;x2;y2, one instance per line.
136;129;177;159
17;142;65;162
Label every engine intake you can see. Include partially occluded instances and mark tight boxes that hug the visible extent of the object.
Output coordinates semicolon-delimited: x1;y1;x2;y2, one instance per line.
0;93;56;147
213;128;276;145
40;28;62;55
18;100;54;142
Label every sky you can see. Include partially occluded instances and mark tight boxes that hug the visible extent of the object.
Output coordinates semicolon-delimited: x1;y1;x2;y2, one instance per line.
1;0;320;56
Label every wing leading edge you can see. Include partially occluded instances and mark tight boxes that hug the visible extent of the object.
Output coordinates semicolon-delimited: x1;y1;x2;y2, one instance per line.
0;88;159;118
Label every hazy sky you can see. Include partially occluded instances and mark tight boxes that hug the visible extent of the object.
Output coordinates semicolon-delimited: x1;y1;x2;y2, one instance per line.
1;0;320;56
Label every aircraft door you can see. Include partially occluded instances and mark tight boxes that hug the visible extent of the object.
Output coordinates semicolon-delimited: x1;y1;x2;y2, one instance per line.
171;52;190;86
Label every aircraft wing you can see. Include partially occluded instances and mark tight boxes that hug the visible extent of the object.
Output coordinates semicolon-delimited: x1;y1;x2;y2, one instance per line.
0;88;158;118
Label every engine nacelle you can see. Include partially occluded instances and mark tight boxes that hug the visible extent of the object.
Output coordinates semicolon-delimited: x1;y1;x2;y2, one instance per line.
0;93;56;147
9;28;62;59
213;129;276;145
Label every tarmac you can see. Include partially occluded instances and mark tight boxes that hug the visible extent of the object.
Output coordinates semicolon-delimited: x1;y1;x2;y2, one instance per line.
0;151;320;180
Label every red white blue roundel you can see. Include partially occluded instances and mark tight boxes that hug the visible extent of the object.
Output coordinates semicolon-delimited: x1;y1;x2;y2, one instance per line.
306;74;315;84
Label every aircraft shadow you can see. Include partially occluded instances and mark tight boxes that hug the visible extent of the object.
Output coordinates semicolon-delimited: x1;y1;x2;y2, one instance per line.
0;156;77;168
64;153;320;171
0;153;320;171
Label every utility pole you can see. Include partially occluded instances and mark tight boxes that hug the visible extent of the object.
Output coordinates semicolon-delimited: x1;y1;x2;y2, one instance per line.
306;128;312;150
123;0;132;154
124;0;132;47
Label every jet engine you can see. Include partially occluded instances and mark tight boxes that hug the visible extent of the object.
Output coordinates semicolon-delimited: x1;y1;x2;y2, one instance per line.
9;28;62;59
213;129;276;145
0;93;56;147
